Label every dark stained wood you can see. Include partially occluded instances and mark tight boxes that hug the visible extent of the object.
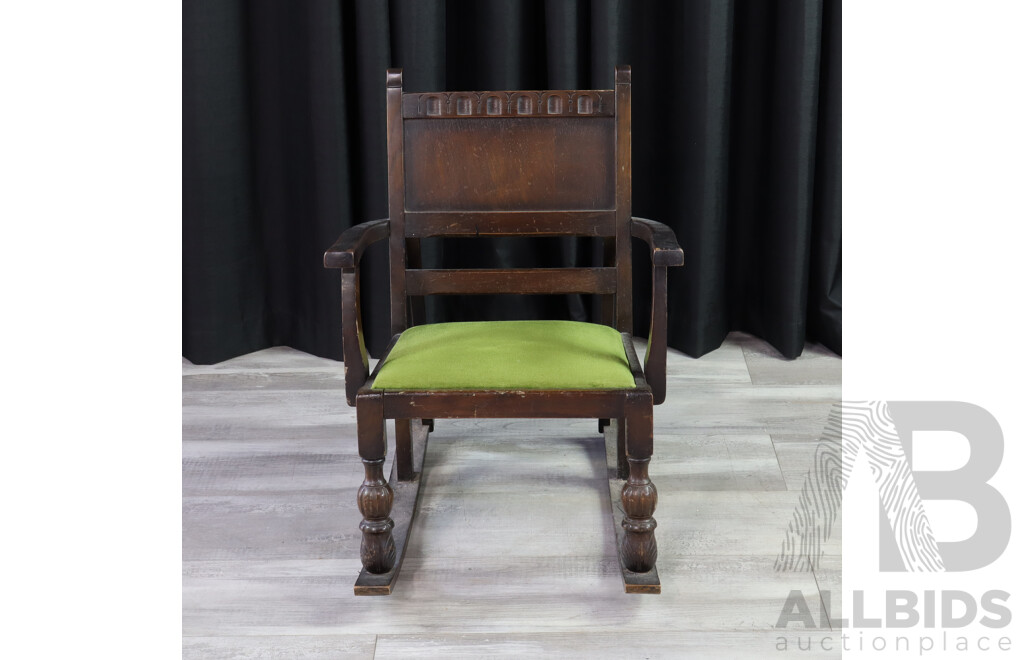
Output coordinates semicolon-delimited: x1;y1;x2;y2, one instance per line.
405;211;616;238
406;268;616;296
404;117;615;212
395;419;414;482
395;417;431;483
607;468;661;592
340;269;368;406
323;218;389;269
387;69;408;336
604;415;660;593
620;390;657;574
630;217;682;405
354;422;429;595
621;333;649;389
324;219;390;405
323;66;682;594
405;238;426;326
600;236;615;325
646;266;668;405
355;393;394;574
630;217;684;266
382;389;628;420
614;65;633;333
604;418;629;481
403;89;615;118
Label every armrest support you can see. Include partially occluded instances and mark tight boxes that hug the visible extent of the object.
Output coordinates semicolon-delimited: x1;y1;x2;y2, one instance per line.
323;218;390;269
323;219;390;405
630;217;684;405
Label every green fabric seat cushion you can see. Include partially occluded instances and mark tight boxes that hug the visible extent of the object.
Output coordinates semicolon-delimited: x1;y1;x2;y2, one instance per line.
371;320;636;391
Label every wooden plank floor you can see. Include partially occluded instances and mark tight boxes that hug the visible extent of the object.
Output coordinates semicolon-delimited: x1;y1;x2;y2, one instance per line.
183;332;841;659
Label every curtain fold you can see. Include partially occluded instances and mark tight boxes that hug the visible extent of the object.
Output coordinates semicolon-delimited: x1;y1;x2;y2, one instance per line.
183;0;841;364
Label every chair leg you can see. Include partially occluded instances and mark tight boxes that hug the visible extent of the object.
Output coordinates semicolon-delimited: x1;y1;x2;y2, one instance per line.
353;411;430;596
395;419;415;482
601;418;628;479
356;395;396;574
616;417;628;480
620;396;658;574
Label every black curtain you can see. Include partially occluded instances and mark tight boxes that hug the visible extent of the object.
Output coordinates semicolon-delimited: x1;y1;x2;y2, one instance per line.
183;0;841;364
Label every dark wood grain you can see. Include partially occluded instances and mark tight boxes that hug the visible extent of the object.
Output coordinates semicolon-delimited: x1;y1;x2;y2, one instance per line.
354;421;429;595
355;392;394;574
631;217;684;266
406;268;616;296
646;266;669;405
381;389;629;420
406;237;426;326
614;65;633;333
387;69;408;336
620;390;657;573
404;117;615;212
405;211;615;238
395;417;431;483
340;269;369;406
630;217;684;405
323;218;389;269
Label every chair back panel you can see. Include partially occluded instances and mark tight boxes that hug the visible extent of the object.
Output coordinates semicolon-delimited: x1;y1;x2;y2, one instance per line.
386;68;632;335
404;117;615;212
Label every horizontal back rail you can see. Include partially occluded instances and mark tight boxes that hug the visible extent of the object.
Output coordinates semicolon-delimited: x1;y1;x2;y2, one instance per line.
406;267;616;296
405;211;615;238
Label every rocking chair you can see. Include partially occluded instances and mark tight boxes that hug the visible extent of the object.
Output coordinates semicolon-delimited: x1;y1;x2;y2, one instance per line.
324;66;683;595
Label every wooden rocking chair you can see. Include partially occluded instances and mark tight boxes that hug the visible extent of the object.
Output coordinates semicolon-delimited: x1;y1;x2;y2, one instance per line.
324;66;683;595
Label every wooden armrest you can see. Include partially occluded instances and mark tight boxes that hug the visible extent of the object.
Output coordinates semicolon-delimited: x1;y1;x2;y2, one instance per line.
324;219;390;269
630;217;684;267
629;217;683;405
323;219;389;405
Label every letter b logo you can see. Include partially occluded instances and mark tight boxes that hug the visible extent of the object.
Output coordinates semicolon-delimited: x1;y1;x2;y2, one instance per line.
883;402;1010;571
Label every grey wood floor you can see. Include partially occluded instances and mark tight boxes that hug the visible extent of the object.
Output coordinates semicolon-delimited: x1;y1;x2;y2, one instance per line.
183;332;841;659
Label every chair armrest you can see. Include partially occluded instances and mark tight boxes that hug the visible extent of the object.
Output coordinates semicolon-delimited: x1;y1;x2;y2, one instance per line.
323;219;390;405
323;218;390;269
630;217;684;266
630;217;684;405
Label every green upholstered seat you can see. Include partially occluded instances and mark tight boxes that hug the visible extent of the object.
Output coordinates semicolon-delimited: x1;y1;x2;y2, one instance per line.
371;320;637;391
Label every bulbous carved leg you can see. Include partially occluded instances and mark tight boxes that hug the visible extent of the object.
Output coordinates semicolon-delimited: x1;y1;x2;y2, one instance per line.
620;457;658;573
357;458;396;574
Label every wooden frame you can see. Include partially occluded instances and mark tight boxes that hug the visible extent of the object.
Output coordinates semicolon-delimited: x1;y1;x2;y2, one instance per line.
325;66;683;595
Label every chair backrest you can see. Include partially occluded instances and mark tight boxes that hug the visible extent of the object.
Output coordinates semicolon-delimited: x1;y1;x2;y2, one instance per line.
386;66;633;336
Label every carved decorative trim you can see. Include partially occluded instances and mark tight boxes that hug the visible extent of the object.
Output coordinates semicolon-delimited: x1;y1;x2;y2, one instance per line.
403;90;614;118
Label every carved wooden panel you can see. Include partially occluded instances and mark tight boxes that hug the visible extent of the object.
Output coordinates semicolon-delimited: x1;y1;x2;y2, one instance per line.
404;117;615;212
403;90;614;118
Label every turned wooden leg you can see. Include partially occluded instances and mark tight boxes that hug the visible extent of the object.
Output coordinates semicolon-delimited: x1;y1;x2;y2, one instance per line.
358;458;396;573
621;457;658;572
621;396;657;573
356;394;395;574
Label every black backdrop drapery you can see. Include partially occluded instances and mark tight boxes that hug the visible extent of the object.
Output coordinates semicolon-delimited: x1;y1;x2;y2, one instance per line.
183;0;841;365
